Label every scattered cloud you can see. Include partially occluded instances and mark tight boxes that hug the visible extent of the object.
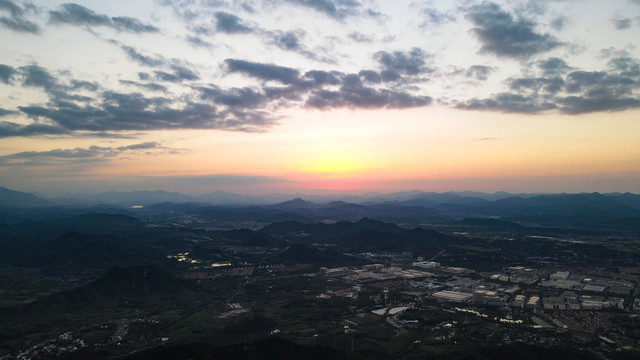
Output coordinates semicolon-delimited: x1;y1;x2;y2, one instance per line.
303;70;341;85
611;17;632;30
0;142;167;166
0;62;280;137
154;64;200;82
509;76;564;95
0;121;69;137
466;65;494;81
305;74;433;109
0;0;39;34
536;57;572;76
186;35;213;47
358;70;382;84
119;80;168;93
121;45;166;67
19;64;59;91
12;93;271;136
49;3;158;33
466;2;561;60
550;16;567;31
223;58;433;110
420;8;455;27
456;55;640;114
0;64;16;83
273;30;303;51
284;0;362;20
0;0;23;16
112;16;159;33
214;11;253;33
348;32;374;43
0;15;39;34
267;29;333;62
0;107;16;116
49;3;111;27
225;59;301;84
374;48;433;82
456;93;557;113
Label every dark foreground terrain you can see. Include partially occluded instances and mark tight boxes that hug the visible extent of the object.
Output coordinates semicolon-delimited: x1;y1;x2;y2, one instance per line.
1;189;640;359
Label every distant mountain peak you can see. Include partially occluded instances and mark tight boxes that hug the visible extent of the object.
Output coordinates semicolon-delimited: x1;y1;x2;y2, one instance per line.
266;197;316;210
0;186;51;208
281;198;311;205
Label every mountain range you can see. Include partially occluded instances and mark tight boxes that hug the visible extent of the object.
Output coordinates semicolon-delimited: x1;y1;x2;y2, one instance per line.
1;186;640;229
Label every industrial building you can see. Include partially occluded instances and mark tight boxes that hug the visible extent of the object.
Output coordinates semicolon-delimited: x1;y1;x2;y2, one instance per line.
412;261;440;269
319;267;349;277
432;290;472;303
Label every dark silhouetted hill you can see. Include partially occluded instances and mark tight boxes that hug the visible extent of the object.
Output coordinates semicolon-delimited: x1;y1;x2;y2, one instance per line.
260;218;402;242
22;265;185;315
265;198;316;211
458;218;523;229
272;244;358;265
599;216;640;231
85;190;194;206
87;264;185;297
261;218;457;252
0;187;50;208
196;205;311;223
222;229;276;247
608;192;640;209
67;212;144;234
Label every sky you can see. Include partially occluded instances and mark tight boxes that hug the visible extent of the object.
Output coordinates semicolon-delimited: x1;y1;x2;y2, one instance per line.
0;0;639;196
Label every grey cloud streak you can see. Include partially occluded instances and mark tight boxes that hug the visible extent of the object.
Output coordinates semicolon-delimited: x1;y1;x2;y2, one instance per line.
466;65;494;81
49;3;159;33
0;64;16;83
119;45;200;83
154;65;200;83
0;0;39;34
16;94;266;133
456;55;640;114
0;142;166;166
112;17;160;33
223;58;433;110
214;11;253;33
420;8;455;27
611;17;632;30
158;1;336;62
225;59;301;84
0;107;16;116
374;48;433;80
2;53;428;139
284;0;367;20
0;63;275;137
121;45;166;67
536;57;572;77
466;2;561;60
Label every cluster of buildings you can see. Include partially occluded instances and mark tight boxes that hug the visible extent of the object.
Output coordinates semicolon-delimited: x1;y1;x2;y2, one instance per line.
316;262;638;314
540;271;634;295
12;332;87;360
488;266;541;285
321;264;436;281
512;293;624;311
430;279;520;306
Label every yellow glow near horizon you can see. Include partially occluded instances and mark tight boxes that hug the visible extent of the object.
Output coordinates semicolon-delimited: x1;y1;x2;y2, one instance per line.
305;155;363;175
3;106;639;195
